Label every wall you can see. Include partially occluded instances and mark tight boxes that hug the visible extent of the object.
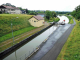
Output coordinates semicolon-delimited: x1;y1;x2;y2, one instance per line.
15;9;22;14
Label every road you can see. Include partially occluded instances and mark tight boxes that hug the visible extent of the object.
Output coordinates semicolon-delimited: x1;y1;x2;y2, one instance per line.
28;19;76;60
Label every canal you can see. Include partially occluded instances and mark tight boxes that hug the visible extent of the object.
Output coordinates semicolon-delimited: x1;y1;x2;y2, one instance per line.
2;15;69;60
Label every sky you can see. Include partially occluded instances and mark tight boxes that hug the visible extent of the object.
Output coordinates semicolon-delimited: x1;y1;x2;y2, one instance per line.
0;0;80;11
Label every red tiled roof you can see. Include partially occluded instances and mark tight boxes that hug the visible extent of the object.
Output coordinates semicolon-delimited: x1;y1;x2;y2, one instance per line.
1;5;19;9
33;15;44;20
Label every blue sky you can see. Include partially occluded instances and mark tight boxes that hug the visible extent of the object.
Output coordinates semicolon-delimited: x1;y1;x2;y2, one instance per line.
0;0;80;11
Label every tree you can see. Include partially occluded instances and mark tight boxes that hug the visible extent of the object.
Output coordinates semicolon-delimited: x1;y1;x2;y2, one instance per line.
29;12;37;15
75;5;80;12
66;13;70;15
18;7;23;10
6;3;11;6
1;3;16;7
71;5;80;20
51;11;57;18
25;9;28;13
45;10;51;20
71;10;76;17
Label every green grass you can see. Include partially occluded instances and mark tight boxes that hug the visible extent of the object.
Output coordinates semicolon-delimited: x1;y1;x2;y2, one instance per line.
57;19;80;60
0;14;34;37
0;26;36;43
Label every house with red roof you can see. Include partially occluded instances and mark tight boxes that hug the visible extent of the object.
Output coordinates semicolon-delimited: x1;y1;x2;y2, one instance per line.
29;15;45;27
0;5;22;14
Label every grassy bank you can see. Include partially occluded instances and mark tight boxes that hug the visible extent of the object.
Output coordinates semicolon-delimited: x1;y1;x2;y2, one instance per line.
0;14;33;37
0;26;36;43
57;19;80;60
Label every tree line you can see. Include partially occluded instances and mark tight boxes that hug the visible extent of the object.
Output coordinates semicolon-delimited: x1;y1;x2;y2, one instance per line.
71;5;80;20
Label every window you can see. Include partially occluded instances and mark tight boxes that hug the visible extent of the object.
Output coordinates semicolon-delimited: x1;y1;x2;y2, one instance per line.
11;9;15;11
34;21;36;22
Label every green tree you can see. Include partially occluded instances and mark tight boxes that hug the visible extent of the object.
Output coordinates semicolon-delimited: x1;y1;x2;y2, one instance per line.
71;5;80;20
71;10;76;17
25;9;28;13
45;10;51;20
51;11;57;18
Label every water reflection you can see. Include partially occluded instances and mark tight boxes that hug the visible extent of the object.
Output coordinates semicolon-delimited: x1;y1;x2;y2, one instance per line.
57;15;69;23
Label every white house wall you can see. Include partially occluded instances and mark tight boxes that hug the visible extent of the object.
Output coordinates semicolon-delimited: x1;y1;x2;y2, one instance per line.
15;9;22;14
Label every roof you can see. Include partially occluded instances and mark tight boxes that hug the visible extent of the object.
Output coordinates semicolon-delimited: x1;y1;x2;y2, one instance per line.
33;15;44;20
0;5;19;9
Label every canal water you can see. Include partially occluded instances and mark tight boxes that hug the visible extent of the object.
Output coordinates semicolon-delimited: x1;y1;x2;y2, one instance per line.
3;15;69;60
57;15;69;23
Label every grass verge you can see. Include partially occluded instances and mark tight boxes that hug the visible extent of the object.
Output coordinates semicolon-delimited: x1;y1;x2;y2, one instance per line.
57;19;80;60
0;26;36;43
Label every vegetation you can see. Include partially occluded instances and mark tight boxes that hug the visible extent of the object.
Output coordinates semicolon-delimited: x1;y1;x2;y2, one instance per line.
45;10;51;20
1;3;16;7
49;17;60;22
71;5;80;20
45;10;60;22
0;14;34;39
57;19;80;60
56;11;71;15
0;26;36;43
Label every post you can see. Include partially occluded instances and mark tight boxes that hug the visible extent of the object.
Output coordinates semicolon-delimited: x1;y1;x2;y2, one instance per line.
11;21;14;45
11;17;18;45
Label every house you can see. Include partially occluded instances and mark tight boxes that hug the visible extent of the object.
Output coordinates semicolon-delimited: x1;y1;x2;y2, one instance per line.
0;5;22;14
29;15;45;27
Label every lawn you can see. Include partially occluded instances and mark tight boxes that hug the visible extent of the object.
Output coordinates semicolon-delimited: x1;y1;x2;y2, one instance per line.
57;19;80;60
0;14;34;37
0;14;35;42
0;26;36;43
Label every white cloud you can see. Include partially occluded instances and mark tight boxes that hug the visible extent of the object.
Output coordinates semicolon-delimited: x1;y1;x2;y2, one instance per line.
0;0;80;11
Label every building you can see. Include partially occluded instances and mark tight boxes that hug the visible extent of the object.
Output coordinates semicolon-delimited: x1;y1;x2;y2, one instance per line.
29;15;45;27
0;5;22;14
